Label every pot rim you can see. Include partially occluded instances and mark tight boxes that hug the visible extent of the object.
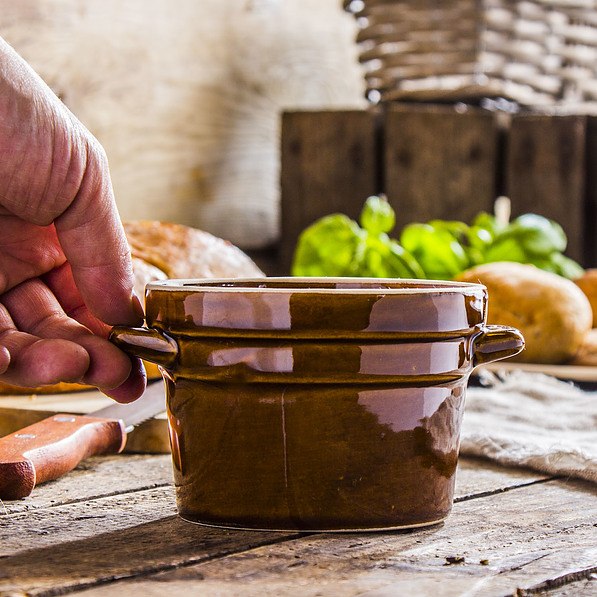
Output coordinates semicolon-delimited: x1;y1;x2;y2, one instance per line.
146;276;485;295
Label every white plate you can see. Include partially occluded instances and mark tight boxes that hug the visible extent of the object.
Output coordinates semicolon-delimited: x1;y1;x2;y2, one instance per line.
478;362;597;383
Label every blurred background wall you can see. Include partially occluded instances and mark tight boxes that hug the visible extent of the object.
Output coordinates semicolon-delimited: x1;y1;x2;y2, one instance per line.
0;0;366;249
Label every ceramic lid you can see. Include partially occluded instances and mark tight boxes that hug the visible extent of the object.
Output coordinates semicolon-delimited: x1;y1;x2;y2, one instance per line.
144;277;487;339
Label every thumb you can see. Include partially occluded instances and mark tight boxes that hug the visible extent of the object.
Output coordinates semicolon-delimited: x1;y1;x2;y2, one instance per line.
55;136;143;327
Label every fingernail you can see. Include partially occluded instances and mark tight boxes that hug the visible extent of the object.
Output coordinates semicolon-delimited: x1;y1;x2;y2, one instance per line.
131;292;145;322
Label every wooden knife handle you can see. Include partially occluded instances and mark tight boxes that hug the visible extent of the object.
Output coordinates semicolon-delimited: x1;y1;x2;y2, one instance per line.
0;414;126;500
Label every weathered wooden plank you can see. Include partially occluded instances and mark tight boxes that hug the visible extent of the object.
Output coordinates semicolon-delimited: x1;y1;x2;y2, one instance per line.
0;461;573;596
454;456;551;500
584;115;597;268
62;479;596;597
518;565;597;597
0;486;178;557
550;579;597;597
384;103;498;231
0;455;172;516
0;458;545;553
505;113;587;263
0;492;299;596
279;110;379;274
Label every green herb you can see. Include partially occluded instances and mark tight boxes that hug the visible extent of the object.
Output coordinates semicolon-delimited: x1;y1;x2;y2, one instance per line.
291;196;584;280
292;195;424;278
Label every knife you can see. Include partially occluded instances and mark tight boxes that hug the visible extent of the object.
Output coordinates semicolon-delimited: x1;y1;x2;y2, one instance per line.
0;381;166;500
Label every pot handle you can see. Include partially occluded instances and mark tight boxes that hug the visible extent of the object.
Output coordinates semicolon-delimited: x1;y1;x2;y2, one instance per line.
472;325;525;367
109;326;179;369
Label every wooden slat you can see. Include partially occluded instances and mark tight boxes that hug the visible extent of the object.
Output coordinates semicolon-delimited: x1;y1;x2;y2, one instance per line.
0;486;177;557
0;454;172;516
520;569;597;597
384;103;498;231
279;107;592;270
64;479;597;597
0;458;556;595
584;115;597;268
505;113;587;263
454;456;551;499
0;490;299;596
279;110;379;275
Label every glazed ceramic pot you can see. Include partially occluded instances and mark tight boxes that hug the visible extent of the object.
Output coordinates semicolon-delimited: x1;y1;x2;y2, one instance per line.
110;277;524;532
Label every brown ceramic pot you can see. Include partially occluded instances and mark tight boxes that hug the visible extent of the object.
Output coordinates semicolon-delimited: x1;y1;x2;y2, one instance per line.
110;277;524;532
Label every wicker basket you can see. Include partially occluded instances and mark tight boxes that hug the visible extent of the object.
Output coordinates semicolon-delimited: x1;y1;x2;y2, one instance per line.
344;0;597;108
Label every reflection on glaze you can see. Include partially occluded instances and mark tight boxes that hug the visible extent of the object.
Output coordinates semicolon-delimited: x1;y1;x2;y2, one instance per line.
357;386;450;432
358;340;467;376
207;346;294;373
185;292;292;330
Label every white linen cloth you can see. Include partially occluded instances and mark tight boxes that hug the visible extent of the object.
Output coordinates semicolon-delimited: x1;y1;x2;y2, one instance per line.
460;370;597;483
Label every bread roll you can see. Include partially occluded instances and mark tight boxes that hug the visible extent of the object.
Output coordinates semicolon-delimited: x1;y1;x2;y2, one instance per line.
457;262;592;364
0;221;264;395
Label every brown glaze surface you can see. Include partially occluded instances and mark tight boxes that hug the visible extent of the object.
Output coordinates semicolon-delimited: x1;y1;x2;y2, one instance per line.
173;336;471;383
145;277;488;339
111;277;524;531
166;377;465;531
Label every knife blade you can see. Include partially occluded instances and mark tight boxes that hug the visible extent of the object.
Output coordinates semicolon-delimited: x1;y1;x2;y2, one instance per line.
0;381;166;500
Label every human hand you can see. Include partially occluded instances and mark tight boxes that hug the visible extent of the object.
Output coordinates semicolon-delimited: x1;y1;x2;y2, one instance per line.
0;38;146;402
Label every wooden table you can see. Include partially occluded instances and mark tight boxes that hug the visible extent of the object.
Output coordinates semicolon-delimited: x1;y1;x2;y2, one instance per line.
1;454;596;596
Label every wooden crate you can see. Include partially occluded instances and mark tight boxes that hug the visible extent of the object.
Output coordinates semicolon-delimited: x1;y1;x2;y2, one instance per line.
277;104;594;275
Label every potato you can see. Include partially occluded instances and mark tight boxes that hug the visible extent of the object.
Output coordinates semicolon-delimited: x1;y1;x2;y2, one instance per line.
457;262;592;364
574;268;597;327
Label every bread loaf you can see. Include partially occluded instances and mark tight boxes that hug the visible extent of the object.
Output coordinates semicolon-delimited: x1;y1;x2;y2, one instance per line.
124;220;264;279
0;221;264;395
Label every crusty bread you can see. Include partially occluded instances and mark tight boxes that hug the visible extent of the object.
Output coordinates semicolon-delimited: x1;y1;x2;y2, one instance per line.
0;221;264;395
457;262;592;364
574;269;597;327
131;256;168;299
124;220;264;279
0;380;102;395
